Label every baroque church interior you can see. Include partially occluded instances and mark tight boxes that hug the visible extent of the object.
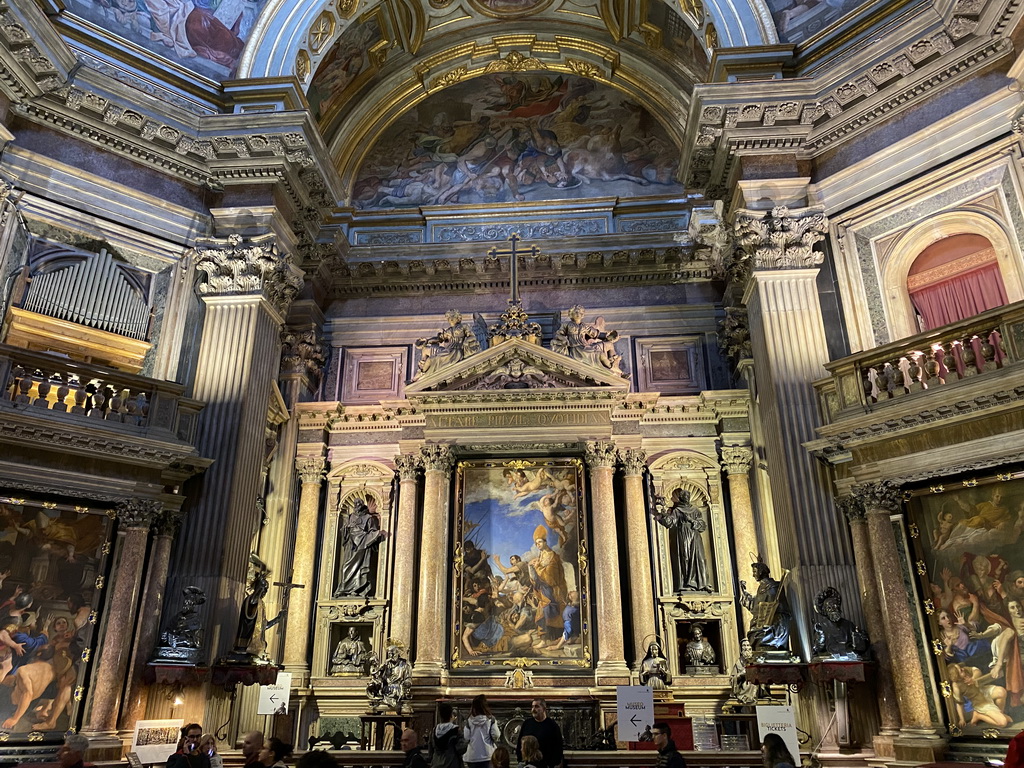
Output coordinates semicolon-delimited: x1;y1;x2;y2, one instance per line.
1;0;1024;764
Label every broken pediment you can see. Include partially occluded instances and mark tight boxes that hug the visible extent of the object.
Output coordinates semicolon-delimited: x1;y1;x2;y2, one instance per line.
405;338;632;394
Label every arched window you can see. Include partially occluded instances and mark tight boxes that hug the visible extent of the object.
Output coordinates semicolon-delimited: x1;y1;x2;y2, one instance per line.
907;233;1008;331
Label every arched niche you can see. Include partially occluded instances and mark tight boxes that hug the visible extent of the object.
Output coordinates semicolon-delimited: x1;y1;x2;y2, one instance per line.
880;210;1024;340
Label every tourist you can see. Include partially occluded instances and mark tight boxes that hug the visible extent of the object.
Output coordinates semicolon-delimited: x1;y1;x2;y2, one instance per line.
516;699;562;768
430;702;468;768
199;734;223;768
464;694;501;768
167;723;210;768
518;737;542;768
241;731;265;768
761;733;796;768
258;738;293;768
58;734;91;768
491;747;511;768
402;728;428;768
651;723;686;768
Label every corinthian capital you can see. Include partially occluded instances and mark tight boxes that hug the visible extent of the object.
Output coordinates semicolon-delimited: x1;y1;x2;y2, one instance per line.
115;497;162;528
153;509;184;538
733;205;828;273
720;445;753;475
190;233;304;317
618;448;647;476
719;306;752;367
296;455;326;484
394;454;422;481
835;495;866;523
584;441;618;469
281;324;327;383
852;480;905;514
421;445;454;473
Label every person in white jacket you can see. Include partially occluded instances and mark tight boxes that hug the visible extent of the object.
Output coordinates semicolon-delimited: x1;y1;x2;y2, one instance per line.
463;694;501;768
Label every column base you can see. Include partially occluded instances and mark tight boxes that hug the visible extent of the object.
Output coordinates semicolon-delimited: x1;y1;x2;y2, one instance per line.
595;659;631;686
871;733;896;759
892;731;946;764
81;733;125;762
412;661;444;685
282;664;311;686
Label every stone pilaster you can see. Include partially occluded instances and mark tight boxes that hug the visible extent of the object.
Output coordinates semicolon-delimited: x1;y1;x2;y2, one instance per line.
414;445;453;678
720;445;758;631
167;232;303;662
836;495;901;751
86;498;160;736
619;448;656;667
585;441;629;682
282;455;326;673
390;454;422;654
854;481;943;751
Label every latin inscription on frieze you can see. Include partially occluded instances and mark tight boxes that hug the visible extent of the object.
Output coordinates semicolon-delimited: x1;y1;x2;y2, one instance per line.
427;410;610;430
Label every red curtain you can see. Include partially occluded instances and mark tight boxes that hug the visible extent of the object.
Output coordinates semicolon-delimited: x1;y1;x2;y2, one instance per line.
909;261;1008;330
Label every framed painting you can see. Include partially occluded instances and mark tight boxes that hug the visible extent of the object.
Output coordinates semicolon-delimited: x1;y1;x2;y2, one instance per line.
906;473;1024;736
0;494;113;738
451;458;592;669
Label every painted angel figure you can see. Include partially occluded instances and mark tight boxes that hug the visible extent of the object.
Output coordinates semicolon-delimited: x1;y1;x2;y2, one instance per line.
414;309;487;377
550;305;627;377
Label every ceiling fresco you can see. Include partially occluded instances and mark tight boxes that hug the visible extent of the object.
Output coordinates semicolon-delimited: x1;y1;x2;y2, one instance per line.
308;13;386;126
351;73;684;209
766;0;857;43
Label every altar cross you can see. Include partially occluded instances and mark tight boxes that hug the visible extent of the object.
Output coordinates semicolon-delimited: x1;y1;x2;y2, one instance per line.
488;233;539;305
266;576;305;632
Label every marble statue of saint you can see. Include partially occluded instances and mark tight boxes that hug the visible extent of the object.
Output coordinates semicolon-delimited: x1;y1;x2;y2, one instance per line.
230;554;271;661
550;305;626;376
652;488;713;593
739;554;793;657
331;626;367;674
414;310;483;377
335;498;388;597
366;644;412;712
812;587;870;661
638;640;672;689
685;623;716;667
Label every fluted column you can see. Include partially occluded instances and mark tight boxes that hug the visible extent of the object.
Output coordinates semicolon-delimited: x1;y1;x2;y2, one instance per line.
390;454;422;653
836;496;901;739
720;446;758;632
86;498;160;735
119;507;183;731
282;455;326;671
585;441;629;683
167;233;303;661
855;481;940;738
619;448;656;667
414;445;453;678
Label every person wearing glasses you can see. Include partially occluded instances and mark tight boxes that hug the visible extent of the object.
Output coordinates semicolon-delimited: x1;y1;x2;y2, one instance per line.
651;723;686;768
167;724;210;768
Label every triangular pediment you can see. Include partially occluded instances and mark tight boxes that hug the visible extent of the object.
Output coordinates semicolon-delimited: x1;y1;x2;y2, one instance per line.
405;338;631;394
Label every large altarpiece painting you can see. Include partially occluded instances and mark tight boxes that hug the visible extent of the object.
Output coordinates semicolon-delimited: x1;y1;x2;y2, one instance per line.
908;475;1024;735
452;459;592;668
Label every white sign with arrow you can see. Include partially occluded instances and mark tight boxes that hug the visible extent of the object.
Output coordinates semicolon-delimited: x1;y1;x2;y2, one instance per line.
616;685;654;742
258;671;293;715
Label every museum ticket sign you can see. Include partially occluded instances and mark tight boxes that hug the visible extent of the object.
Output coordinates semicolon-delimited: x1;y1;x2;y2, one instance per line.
616;685;654;741
258;671;293;715
756;704;800;763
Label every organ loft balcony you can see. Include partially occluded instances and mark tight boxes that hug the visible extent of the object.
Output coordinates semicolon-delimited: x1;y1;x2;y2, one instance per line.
808;300;1024;484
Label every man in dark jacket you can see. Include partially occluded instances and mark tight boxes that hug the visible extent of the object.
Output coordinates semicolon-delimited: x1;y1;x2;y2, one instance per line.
652;723;686;768
516;699;563;768
167;723;210;768
402;728;429;768
430;702;468;768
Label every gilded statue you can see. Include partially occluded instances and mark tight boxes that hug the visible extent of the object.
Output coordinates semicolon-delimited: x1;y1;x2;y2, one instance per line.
366;644;412;713
414;310;485;377
551;305;626;377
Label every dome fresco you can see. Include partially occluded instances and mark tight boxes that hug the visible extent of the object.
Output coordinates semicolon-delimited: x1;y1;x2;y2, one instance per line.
351;73;684;209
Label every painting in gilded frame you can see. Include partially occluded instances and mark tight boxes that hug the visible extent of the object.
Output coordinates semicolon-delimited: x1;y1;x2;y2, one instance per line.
452;459;592;668
0;495;112;738
907;475;1024;735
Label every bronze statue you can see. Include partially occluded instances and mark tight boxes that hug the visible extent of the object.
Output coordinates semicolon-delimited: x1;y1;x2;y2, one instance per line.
551;305;626;377
638;640;672;689
331;626;367;674
365;644;412;713
652;489;713;593
152;586;206;665
229;554;272;662
685;623;716;668
812;587;869;660
728;638;768;706
335;498;388;597
414;310;484;377
739;554;793;659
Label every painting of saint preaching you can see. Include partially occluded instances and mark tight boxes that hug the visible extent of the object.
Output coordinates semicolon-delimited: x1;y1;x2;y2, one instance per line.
0;496;111;738
908;476;1024;735
452;459;592;668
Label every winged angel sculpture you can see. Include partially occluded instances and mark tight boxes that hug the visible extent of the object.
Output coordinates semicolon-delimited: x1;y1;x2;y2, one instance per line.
414;310;489;377
551;305;627;377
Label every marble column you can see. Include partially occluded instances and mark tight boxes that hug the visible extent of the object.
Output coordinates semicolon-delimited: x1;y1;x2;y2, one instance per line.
619;448;656;667
118;507;183;731
585;441;629;683
86;498;160;736
720;445;758;632
166;233;303;660
390;454;422;653
855;481;941;741
282;455;326;672
414;445;453;678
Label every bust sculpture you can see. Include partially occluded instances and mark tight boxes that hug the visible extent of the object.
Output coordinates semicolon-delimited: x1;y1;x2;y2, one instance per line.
638;640;672;689
331;626;367;674
685;623;716;668
812;587;870;661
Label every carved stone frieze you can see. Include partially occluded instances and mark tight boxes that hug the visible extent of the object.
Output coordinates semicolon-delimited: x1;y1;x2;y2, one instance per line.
718;306;751;368
720;445;753;475
584;441;618;469
733;206;828;275
0;419;188;464
191;233;304;317
852;480;905;514
115;497;162;528
420;444;454;473
296;455;326;484
394;454;422;481
835;495;866;524
281;324;327;383
618;448;647;476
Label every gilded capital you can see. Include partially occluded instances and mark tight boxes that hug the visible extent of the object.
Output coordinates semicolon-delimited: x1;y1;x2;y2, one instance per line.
191;233;304;317
618;448;647;476
395;454;422;481
421;444;454;473
733;205;828;275
835;495;866;523
853;480;904;515
281;324;327;383
296;455;326;484
720;445;753;475
115;497;162;529
584;441;618;469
